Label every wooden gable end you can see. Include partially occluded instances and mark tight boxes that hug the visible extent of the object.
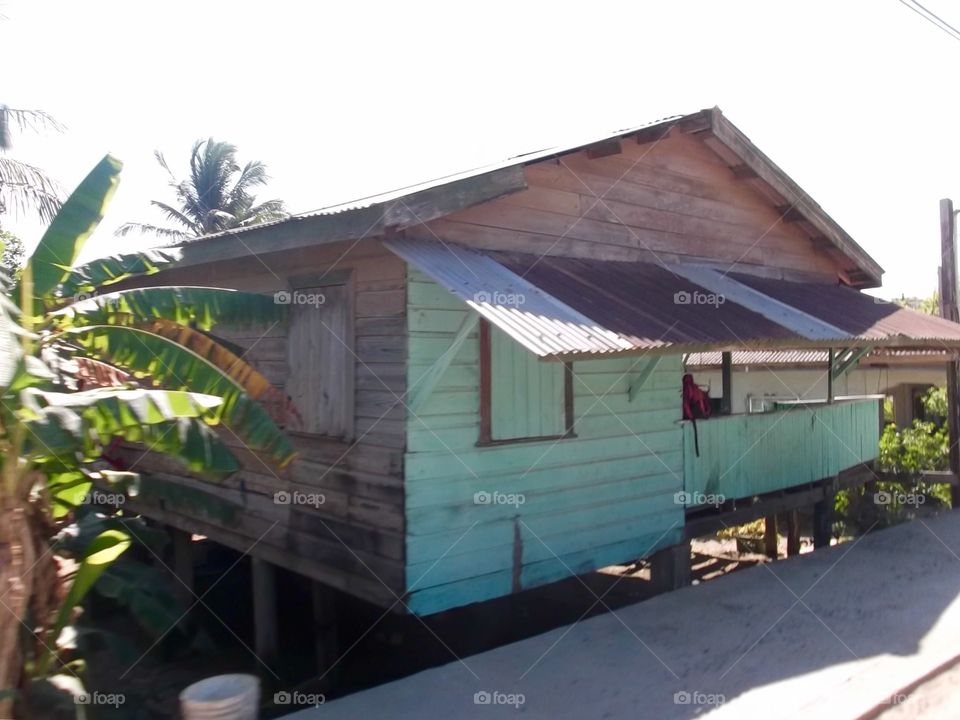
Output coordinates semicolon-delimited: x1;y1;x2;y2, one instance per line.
426;127;849;283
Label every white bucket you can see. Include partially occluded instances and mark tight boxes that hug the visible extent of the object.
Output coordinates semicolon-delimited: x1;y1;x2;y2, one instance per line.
180;674;260;720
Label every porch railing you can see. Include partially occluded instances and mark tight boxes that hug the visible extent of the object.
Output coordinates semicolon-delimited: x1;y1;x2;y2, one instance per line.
681;397;882;506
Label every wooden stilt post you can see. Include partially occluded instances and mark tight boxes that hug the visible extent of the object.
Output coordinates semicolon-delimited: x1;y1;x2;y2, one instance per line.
785;511;801;556
312;582;339;686
720;351;733;415
826;349;835;404
939;199;960;509
171;528;194;603
763;516;778;559
650;540;691;591
813;485;835;549
252;558;279;665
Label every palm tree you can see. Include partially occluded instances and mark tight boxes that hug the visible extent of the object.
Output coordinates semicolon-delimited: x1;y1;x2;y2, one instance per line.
117;138;288;243
0;106;63;222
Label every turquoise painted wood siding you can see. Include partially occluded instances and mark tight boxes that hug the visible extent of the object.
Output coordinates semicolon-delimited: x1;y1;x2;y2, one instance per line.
490;326;565;440
682;398;881;504
405;268;685;615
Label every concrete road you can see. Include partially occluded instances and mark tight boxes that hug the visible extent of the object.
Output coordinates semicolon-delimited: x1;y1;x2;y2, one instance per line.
285;512;960;720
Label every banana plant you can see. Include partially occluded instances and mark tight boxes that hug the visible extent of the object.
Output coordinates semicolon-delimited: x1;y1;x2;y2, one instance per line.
0;155;296;714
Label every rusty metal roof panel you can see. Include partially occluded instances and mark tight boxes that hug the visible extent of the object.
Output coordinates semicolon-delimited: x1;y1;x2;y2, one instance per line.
731;273;960;345
387;238;960;360
492;253;799;349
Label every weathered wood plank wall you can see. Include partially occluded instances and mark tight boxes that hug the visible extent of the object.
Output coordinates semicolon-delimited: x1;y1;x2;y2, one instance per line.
404;268;684;615
425;129;842;281
116;239;408;607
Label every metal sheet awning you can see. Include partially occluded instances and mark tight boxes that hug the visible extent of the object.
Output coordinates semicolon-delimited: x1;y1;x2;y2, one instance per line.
387;238;960;360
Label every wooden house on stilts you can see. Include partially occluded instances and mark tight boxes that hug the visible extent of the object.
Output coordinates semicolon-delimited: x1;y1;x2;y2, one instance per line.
112;107;960;660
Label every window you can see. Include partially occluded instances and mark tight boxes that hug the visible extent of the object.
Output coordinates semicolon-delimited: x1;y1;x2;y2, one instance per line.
285;273;353;438
479;321;574;444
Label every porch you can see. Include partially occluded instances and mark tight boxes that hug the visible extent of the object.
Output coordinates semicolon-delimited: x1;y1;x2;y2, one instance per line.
681;396;882;506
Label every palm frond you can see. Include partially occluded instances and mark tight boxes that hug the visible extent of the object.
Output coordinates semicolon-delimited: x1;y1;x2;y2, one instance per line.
114;222;190;242
0;156;63;222
149;201;199;235
0;107;65;150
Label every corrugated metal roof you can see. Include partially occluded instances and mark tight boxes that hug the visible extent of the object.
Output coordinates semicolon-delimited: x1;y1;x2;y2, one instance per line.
388;238;960;360
731;273;960;342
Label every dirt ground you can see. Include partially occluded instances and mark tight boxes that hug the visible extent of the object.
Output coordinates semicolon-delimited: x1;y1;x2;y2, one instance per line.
81;534;770;718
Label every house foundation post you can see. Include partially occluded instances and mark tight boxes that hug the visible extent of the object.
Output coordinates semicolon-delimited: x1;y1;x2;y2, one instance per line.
252;558;279;665
650;540;691;592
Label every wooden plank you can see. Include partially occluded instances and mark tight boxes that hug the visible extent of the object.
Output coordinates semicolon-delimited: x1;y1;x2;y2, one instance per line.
720;351;732;415
627;356;661;402
286;281;354;438
408;312;478;414
584;139;622;159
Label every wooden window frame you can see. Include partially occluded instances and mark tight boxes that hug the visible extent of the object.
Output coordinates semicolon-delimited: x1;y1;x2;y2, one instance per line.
478;319;575;446
285;269;355;441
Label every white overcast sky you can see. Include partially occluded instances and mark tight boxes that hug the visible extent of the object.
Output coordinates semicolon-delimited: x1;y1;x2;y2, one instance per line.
2;0;959;298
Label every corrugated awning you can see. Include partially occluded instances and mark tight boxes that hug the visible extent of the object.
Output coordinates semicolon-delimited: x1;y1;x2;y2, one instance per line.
387;238;960;360
685;349;952;368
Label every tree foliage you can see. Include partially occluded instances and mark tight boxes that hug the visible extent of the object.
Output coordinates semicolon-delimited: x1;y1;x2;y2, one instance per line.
117;138;288;243
0;154;295;714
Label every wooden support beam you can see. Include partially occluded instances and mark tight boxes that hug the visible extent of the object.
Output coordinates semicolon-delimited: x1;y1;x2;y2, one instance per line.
650;540;691;592
312;582;340;687
774;204;808;223
720;351;732;415
634;125;673;146
813;486;834;549
252;558;279;665
408;312;478;414
832;346;872;380
784;511;801;556
764;516;778;559
729;164;759;180
827;348;835;404
585;139;622;159
627;356;661;402
171;528;195;604
939;198;960;509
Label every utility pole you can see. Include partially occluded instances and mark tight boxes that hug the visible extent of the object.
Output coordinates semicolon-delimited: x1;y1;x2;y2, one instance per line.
939;198;960;508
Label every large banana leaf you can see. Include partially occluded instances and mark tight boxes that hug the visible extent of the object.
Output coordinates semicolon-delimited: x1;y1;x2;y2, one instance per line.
20;387;241;474
26;155;122;303
56;247;182;300
39;529;132;675
52;286;285;331
63;324;295;466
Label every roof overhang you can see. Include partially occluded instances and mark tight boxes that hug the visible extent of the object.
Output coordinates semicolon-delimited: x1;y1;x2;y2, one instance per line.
388;238;960;362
